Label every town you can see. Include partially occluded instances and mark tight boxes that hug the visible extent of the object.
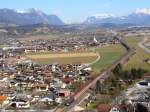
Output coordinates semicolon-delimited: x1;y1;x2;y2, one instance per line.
0;34;119;110
0;1;150;112
0;27;150;112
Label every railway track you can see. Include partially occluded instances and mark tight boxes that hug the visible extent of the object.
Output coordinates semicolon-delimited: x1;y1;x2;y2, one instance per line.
56;31;135;112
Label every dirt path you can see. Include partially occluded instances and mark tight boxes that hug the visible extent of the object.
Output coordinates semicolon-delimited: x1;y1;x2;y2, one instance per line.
138;37;150;54
87;51;101;66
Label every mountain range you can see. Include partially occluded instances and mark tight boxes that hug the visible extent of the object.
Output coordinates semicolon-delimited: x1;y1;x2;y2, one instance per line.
0;8;64;26
1;8;150;27
84;8;150;26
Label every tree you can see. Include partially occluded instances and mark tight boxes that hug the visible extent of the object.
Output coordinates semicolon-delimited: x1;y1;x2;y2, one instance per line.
121;70;128;80
137;68;144;79
119;71;126;79
131;68;137;80
135;103;148;112
30;63;34;70
113;63;122;76
52;92;56;105
95;80;101;94
111;80;117;87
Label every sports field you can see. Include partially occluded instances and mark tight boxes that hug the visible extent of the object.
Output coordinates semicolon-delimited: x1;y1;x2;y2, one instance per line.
26;52;98;64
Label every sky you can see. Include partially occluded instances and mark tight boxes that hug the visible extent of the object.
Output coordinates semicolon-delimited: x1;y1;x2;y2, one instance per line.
0;0;150;23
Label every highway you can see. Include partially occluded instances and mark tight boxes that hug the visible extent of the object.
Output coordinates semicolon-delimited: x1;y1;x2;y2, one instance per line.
56;31;135;112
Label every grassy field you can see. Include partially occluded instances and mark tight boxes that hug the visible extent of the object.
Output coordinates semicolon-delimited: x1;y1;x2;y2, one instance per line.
26;52;98;64
123;37;150;71
0;45;3;48
145;39;150;50
91;44;126;72
18;33;63;41
26;37;149;72
0;44;7;48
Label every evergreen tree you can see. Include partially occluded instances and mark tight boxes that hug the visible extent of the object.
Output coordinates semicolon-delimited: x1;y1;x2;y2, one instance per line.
30;63;34;70
131;68;137;80
137;68;144;79
95;80;101;94
113;63;122;76
135;103;148;112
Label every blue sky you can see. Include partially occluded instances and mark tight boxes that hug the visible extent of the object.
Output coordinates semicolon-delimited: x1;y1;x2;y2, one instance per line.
1;0;150;23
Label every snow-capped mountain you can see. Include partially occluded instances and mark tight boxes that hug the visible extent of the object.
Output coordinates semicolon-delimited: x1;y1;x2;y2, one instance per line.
91;13;114;19
16;8;37;14
84;8;150;26
0;8;64;26
135;8;150;15
86;13;114;24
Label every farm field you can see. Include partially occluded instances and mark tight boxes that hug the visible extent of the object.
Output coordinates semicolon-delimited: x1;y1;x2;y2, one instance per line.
18;33;63;41
26;52;98;64
123;37;150;71
0;44;7;48
144;39;150;50
26;42;131;72
91;44;126;72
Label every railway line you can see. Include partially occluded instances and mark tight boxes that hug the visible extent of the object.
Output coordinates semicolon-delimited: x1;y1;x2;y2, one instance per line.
56;31;135;112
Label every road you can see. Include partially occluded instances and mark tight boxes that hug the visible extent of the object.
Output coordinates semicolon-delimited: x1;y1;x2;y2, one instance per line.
138;37;150;54
112;36;150;105
56;31;135;112
79;51;100;71
87;51;101;67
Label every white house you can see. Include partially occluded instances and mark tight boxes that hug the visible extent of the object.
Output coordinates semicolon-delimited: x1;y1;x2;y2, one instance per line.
110;107;120;112
10;99;30;109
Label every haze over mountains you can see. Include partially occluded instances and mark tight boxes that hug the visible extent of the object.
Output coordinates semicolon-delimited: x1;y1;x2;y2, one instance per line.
1;8;150;27
84;8;150;26
0;8;64;26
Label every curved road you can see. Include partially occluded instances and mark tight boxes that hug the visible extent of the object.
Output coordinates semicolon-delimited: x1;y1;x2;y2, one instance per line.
87;51;100;66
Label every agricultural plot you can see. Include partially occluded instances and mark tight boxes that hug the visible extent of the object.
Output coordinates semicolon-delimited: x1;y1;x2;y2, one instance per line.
26;43;127;72
123;37;150;71
26;52;98;64
18;33;63;41
0;44;6;48
144;38;150;50
91;44;126;72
